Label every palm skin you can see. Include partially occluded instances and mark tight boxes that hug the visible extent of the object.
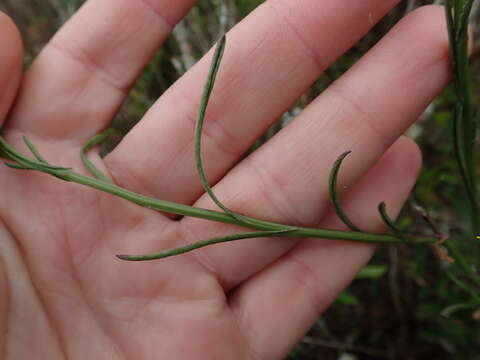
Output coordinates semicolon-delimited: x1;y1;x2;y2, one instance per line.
0;149;252;359
0;1;451;359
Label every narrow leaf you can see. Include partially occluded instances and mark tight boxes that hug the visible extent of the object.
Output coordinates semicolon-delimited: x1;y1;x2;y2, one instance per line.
328;151;360;232
378;202;406;241
0;137;71;173
117;229;295;261
80;128;114;182
4;162;30;170
23;136;48;164
194;36;250;225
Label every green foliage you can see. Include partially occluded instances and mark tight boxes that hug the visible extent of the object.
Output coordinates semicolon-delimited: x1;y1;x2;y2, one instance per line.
235;0;265;17
356;265;387;279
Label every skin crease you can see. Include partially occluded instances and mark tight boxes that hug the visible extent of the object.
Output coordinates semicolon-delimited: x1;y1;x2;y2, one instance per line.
0;1;451;360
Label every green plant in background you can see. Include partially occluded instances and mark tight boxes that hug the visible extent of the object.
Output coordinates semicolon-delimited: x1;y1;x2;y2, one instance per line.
440;0;480;316
1;0;480;358
445;0;479;234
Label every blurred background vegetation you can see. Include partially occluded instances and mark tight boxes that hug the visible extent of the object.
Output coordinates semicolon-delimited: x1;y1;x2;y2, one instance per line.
1;0;480;359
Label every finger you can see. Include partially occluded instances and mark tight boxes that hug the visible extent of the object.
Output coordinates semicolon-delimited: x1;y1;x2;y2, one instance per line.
182;6;449;289
0;12;23;348
0;223;65;359
0;12;23;126
105;0;400;203
6;0;196;141
229;137;421;360
0;257;5;355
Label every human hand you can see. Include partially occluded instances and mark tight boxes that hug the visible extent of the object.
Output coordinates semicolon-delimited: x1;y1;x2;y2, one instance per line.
0;1;450;359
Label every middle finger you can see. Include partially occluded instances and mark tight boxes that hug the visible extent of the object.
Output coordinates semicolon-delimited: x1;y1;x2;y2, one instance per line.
105;0;400;204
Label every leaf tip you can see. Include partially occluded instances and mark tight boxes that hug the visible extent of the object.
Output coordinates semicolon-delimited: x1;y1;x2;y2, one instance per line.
336;150;352;162
4;162;28;170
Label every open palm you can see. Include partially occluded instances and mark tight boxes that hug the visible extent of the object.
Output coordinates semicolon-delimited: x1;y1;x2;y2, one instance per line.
0;1;450;359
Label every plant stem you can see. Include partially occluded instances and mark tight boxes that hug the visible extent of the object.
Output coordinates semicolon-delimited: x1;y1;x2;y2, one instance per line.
62;169;436;244
0;133;437;246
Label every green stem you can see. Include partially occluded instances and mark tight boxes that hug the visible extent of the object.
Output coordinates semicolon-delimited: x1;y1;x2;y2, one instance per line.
0;134;437;245
44;165;438;244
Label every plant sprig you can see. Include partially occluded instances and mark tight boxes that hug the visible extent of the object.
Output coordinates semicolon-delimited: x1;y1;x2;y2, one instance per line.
1;134;435;243
0;36;444;262
0;27;477;292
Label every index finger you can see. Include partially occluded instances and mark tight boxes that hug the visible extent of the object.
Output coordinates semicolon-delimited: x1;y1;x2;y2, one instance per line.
0;12;23;125
6;0;196;141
